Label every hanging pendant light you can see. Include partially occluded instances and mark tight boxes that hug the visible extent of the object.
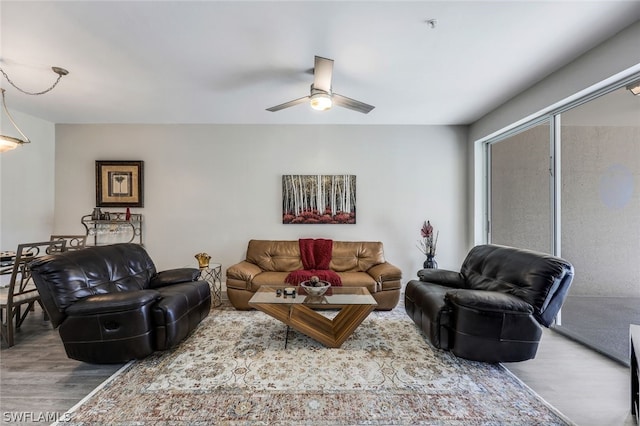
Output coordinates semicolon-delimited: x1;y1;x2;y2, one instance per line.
0;66;69;153
1;88;30;153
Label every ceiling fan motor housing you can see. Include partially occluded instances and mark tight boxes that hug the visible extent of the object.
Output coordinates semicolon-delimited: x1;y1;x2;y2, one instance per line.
310;86;332;111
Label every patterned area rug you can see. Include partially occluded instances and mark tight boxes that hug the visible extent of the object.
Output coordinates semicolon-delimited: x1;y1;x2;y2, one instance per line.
63;305;571;425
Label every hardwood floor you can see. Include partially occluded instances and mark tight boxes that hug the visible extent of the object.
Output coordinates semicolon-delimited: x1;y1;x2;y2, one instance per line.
0;304;123;425
1;303;636;425
504;328;636;426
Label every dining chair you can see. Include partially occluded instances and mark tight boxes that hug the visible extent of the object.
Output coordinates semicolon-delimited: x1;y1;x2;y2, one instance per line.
0;240;66;347
49;235;87;251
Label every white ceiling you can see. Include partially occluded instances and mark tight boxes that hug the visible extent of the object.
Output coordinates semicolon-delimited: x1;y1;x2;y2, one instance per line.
1;1;639;126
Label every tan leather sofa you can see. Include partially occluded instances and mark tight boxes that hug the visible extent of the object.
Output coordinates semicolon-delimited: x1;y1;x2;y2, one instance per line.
226;240;402;310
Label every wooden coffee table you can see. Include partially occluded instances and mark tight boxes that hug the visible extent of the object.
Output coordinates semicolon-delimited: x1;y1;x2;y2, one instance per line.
248;286;377;348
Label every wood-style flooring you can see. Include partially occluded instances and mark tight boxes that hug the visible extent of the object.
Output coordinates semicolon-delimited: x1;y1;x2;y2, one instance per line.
504;328;635;426
1;303;636;426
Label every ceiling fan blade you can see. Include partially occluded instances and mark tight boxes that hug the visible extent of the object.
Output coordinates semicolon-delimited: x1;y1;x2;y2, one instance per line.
332;93;375;114
266;96;310;112
313;56;334;93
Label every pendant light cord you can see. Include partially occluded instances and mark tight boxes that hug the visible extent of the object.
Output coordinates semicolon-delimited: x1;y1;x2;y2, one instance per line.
0;66;68;96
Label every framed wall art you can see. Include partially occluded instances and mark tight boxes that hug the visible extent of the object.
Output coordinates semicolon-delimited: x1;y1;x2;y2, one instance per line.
95;160;144;207
282;174;356;224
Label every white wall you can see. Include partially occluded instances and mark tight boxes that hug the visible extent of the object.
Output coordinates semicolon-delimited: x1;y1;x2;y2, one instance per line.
469;20;640;244
54;124;469;281
0;110;55;250
469;21;640;143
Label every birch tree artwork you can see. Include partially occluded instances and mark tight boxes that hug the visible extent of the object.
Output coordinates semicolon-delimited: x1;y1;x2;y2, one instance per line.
282;175;356;224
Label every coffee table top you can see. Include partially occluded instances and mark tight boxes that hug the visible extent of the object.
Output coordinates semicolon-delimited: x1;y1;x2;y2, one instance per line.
249;286;377;307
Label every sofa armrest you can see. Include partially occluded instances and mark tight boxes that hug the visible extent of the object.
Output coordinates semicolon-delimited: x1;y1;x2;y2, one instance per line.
149;268;200;288
418;269;466;289
367;262;402;283
445;289;534;315
226;261;264;282
65;290;161;316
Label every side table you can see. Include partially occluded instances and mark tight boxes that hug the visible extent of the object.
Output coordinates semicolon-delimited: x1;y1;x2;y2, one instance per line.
199;263;222;307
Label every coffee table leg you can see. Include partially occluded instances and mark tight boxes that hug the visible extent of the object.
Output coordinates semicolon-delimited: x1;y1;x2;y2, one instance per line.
284;325;290;349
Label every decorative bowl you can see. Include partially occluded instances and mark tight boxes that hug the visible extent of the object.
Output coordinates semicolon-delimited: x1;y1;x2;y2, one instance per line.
300;280;331;296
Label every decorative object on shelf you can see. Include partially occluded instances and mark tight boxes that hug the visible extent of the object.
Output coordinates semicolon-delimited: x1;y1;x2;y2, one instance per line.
0;66;69;153
91;207;102;220
417;220;439;269
96;161;144;207
282;175;356;224
194;252;211;269
125;207;131;221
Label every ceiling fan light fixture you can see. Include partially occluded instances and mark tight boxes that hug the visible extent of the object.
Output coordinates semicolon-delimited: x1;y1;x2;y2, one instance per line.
310;92;332;111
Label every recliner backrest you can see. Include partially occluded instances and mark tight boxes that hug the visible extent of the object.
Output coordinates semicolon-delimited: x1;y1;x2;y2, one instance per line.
29;243;157;327
460;244;574;327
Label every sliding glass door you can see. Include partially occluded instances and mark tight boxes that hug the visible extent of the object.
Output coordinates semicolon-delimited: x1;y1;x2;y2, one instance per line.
489;121;552;254
556;86;640;364
485;78;640;365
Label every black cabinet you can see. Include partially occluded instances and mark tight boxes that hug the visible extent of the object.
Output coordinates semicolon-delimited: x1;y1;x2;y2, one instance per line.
632;324;640;424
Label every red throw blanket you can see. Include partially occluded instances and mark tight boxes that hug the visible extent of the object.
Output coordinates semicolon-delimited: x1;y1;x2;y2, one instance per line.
284;238;342;286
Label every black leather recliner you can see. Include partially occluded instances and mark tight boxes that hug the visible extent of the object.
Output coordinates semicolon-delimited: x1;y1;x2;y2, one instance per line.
29;243;211;363
405;244;574;363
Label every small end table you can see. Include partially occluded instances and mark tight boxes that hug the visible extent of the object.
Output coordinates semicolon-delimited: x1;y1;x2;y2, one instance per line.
199;263;222;307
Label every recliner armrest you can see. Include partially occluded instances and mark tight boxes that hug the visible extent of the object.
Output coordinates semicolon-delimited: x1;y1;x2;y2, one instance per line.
418;269;465;288
445;289;534;314
149;268;201;288
65;290;161;316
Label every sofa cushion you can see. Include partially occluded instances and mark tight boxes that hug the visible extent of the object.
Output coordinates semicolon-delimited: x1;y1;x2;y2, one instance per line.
251;271;291;290
337;271;378;293
330;241;386;272
246;240;303;272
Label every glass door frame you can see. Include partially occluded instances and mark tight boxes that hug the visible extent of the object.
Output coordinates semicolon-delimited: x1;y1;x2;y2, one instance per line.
480;71;640;251
478;72;640;325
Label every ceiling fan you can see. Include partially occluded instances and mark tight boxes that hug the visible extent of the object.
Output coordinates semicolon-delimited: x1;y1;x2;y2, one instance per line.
266;56;375;114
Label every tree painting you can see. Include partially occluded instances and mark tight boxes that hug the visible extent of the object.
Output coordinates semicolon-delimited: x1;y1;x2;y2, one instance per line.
109;172;131;196
283;175;356;224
